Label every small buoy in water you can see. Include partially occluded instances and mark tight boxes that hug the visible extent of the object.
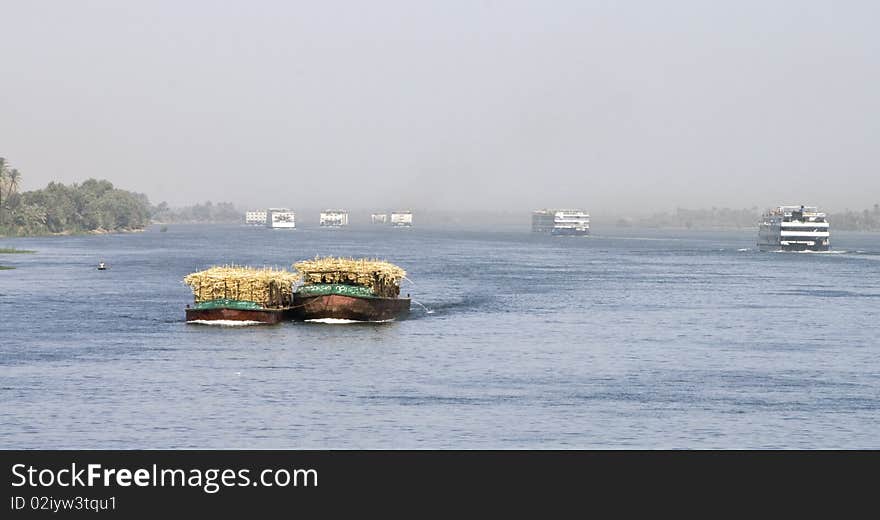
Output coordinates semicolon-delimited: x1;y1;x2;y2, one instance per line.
97;262;108;270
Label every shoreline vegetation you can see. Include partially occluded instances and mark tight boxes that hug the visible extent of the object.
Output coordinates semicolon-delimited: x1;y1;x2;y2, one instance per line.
150;200;241;224
0;246;33;270
608;205;880;232
1;157;150;237
0;156;242;237
3;158;879;235
396;208;880;232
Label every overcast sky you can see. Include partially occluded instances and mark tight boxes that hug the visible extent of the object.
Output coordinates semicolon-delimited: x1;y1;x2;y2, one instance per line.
1;0;878;213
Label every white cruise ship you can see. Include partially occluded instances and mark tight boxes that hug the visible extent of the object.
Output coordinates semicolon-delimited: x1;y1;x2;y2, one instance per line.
391;211;413;227
245;210;267;226
320;209;349;227
266;208;296;229
758;205;829;251
531;209;590;236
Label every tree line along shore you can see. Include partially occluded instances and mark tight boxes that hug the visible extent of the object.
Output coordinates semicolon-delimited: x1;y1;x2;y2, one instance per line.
613;206;880;231
0;158;239;237
0;157;150;236
2;157;880;235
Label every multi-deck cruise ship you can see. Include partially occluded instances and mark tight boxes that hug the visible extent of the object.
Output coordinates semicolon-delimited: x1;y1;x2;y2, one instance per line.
245;210;267;226
319;209;349;228
266;208;296;229
758;205;829;251
391;211;413;227
531;209;590;236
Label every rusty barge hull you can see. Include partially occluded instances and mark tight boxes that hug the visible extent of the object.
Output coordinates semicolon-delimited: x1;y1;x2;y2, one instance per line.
185;307;286;324
290;294;410;322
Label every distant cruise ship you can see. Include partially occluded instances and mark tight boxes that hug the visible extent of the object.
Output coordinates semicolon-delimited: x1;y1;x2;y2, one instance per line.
371;213;388;224
266;208;296;229
758;205;829;251
391;211;413;227
532;209;590;236
245;210;267;226
320;209;349;227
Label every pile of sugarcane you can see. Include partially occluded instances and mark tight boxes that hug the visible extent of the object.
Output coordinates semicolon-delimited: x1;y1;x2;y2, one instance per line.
294;257;406;298
183;266;299;307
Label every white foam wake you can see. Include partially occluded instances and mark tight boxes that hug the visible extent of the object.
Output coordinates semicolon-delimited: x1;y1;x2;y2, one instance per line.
187;319;265;327
305;318;395;324
772;249;847;254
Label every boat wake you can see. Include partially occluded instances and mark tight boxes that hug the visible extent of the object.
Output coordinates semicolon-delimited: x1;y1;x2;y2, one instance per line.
187;320;265;327
411;299;434;314
771;249;847;254
305;318;395;324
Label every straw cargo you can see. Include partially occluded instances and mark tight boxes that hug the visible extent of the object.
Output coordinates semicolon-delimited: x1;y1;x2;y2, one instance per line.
183;266;298;324
293;257;406;298
290;257;411;322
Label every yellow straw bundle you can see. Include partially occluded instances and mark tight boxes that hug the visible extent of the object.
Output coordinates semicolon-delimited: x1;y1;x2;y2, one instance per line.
293;257;406;297
183;265;298;307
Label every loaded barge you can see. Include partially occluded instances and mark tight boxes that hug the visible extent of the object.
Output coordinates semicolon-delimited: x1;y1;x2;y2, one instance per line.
183;266;298;324
290;257;410;322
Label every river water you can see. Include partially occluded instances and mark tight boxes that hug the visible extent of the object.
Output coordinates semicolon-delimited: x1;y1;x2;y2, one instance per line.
1;225;878;448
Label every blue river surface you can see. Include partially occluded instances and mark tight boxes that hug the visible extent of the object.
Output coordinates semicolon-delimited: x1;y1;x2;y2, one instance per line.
1;224;878;448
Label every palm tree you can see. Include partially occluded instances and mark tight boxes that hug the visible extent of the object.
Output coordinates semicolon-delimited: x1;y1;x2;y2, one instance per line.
0;157;6;226
0;160;21;228
6;168;20;200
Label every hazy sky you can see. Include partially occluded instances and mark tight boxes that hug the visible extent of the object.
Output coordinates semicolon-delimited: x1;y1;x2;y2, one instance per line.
1;0;878;213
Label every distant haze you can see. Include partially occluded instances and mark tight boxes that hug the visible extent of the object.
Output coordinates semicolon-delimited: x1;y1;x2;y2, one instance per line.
1;1;878;214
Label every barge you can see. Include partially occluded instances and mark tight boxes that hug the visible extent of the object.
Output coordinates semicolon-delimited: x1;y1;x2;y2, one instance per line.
290;257;410;322
185;299;287;324
183;266;298;324
289;284;410;322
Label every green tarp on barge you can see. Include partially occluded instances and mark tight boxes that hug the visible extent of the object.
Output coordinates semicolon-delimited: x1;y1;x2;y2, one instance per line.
295;284;377;299
192;299;266;310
